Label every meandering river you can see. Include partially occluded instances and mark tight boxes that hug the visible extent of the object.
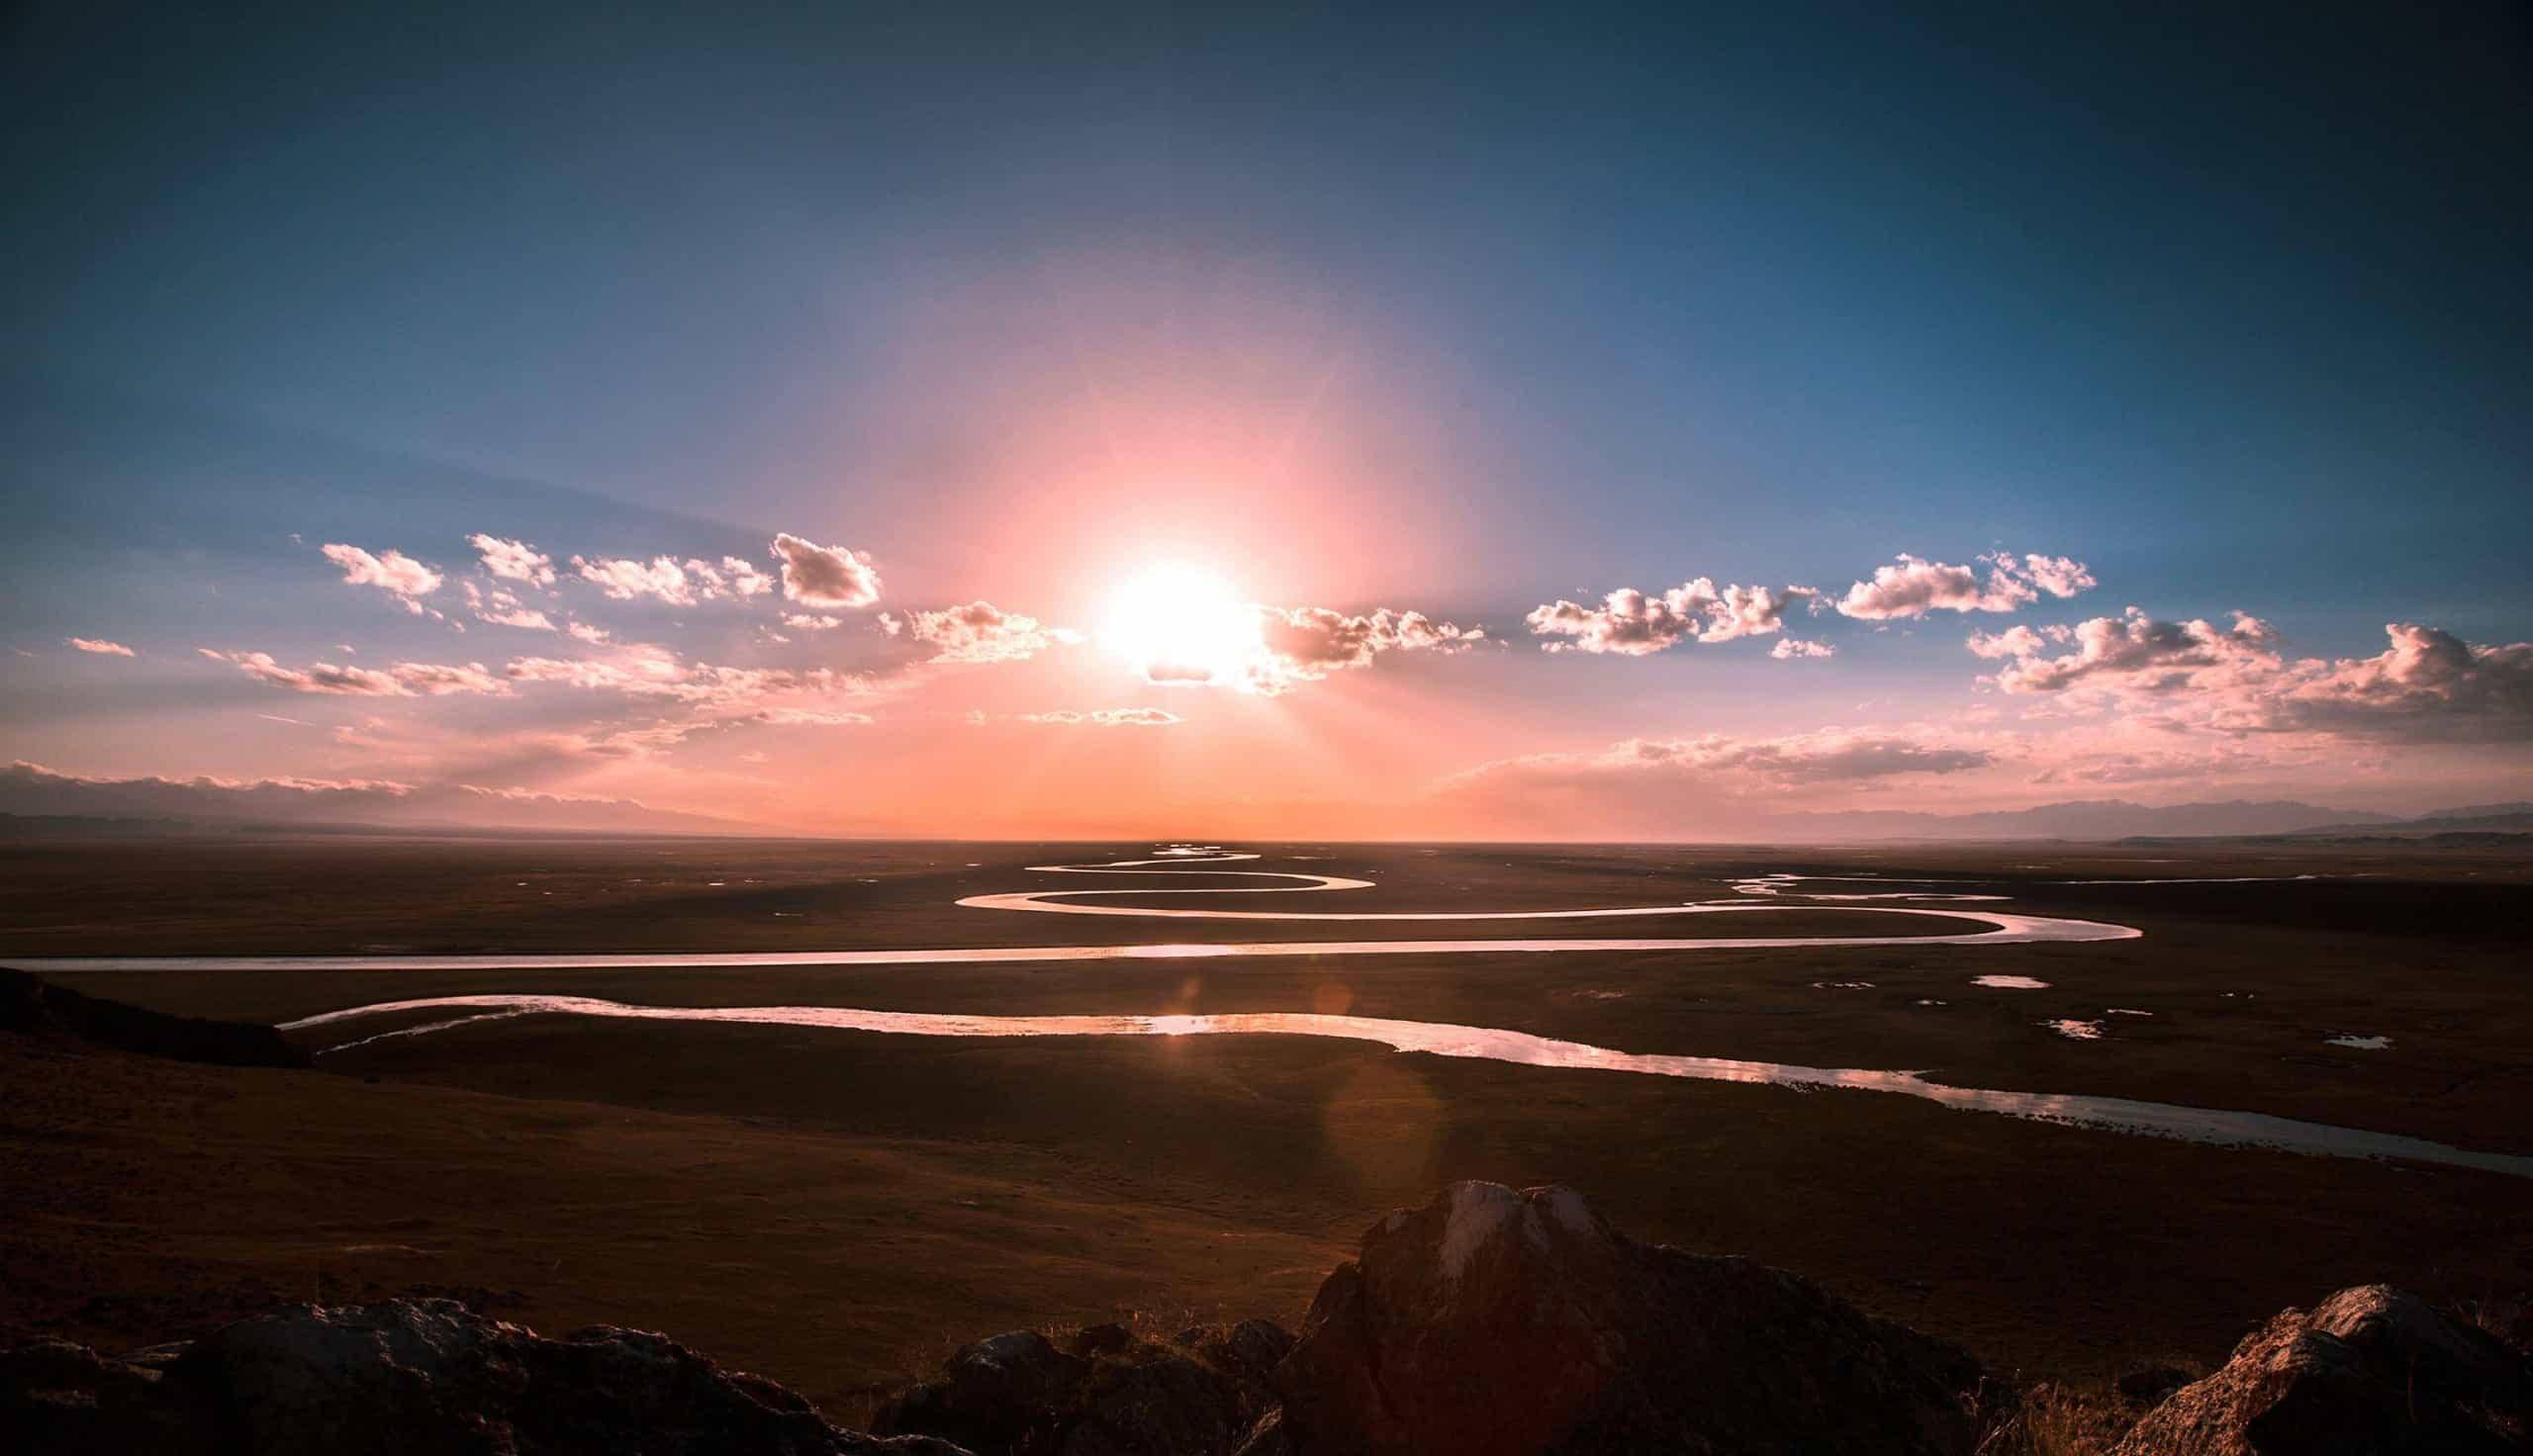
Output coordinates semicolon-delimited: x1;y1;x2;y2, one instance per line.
29;849;2531;1178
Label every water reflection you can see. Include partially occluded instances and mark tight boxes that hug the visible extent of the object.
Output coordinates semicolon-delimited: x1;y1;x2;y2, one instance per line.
285;995;2533;1179
21;849;2142;974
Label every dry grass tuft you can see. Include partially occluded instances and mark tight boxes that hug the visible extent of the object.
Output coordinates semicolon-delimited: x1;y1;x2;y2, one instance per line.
1972;1380;2141;1456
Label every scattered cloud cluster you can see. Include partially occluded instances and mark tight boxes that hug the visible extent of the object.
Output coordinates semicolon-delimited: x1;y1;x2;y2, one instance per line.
202;649;508;697
880;600;1080;664
1977;608;2276;693
1018;707;1181;726
1973;610;2533;742
1254;606;1484;677
1526;581;1814;655
1619;731;1995;783
468;534;556;587
571;555;701;605
1836;552;2094;620
459;581;558;631
1436;726;2005;836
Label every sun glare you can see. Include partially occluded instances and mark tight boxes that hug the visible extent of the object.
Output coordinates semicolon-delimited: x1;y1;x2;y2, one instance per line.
1101;563;1262;686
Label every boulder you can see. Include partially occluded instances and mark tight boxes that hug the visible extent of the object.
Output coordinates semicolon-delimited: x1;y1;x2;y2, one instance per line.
4;1298;969;1455
2112;1284;2530;1454
1271;1180;1986;1455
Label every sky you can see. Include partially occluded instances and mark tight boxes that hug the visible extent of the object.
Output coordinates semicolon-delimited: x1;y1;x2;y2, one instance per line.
3;0;2528;838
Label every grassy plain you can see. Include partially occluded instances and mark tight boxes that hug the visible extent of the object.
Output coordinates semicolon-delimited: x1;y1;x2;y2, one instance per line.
4;835;2527;1412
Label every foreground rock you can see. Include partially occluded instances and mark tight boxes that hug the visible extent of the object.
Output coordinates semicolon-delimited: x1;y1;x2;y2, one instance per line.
1271;1181;1987;1455
2112;1284;2530;1455
13;1181;2517;1455
2;1298;966;1455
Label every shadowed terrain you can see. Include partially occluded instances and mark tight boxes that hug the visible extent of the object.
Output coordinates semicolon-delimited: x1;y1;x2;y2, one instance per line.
3;836;2528;1415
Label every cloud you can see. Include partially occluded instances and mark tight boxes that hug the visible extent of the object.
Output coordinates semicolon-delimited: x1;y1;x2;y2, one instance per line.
2266;624;2533;742
467;534;556;587
1116;601;1485;694
713;556;773;597
1964;624;2050;659
2019;554;2098;598
502;647;879;726
66;638;136;657
461;581;557;630
1618;732;1993;783
566;621;610;644
572;555;700;606
202;649;509;697
1256;606;1485;674
322;543;443;611
1018;707;1181;726
1836;552;2093;620
772;532;882;609
1983;607;2277;693
1454;729;1995;789
783;612;844;631
1975;611;2533;743
1770;638;1835;660
1526;581;1812;655
563;550;778;606
881;600;1081;664
2026;743;2283;786
749;707;877;726
1436;727;2000;836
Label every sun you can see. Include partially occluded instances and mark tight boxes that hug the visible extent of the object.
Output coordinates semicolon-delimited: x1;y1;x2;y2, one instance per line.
1100;563;1263;687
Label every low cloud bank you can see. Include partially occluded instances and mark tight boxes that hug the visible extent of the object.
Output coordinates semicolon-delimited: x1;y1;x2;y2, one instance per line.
1973;611;2533;742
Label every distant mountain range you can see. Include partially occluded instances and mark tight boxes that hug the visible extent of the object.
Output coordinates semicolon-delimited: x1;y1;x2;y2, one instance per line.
0;762;770;838
3;758;2525;843
1771;798;2532;842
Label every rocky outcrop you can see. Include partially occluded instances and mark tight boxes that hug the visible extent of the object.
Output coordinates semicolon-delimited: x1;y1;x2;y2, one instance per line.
0;966;308;1067
2111;1284;2530;1455
12;1185;2517;1456
1271;1181;1987;1455
2;1298;966;1455
872;1320;1290;1455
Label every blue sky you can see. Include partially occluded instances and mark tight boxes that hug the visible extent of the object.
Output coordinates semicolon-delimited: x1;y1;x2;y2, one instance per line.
4;0;2527;835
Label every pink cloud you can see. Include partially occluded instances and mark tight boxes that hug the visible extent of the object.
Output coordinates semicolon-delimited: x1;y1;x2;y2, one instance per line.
202;649;509;697
321;543;443;611
1018;707;1182;726
468;533;556;587
1257;606;1485;674
571;555;699;605
1526;581;1811;655
880;600;1079;663
1836;551;2092;620
66;637;136;657
771;532;882;609
1975;611;2533;743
